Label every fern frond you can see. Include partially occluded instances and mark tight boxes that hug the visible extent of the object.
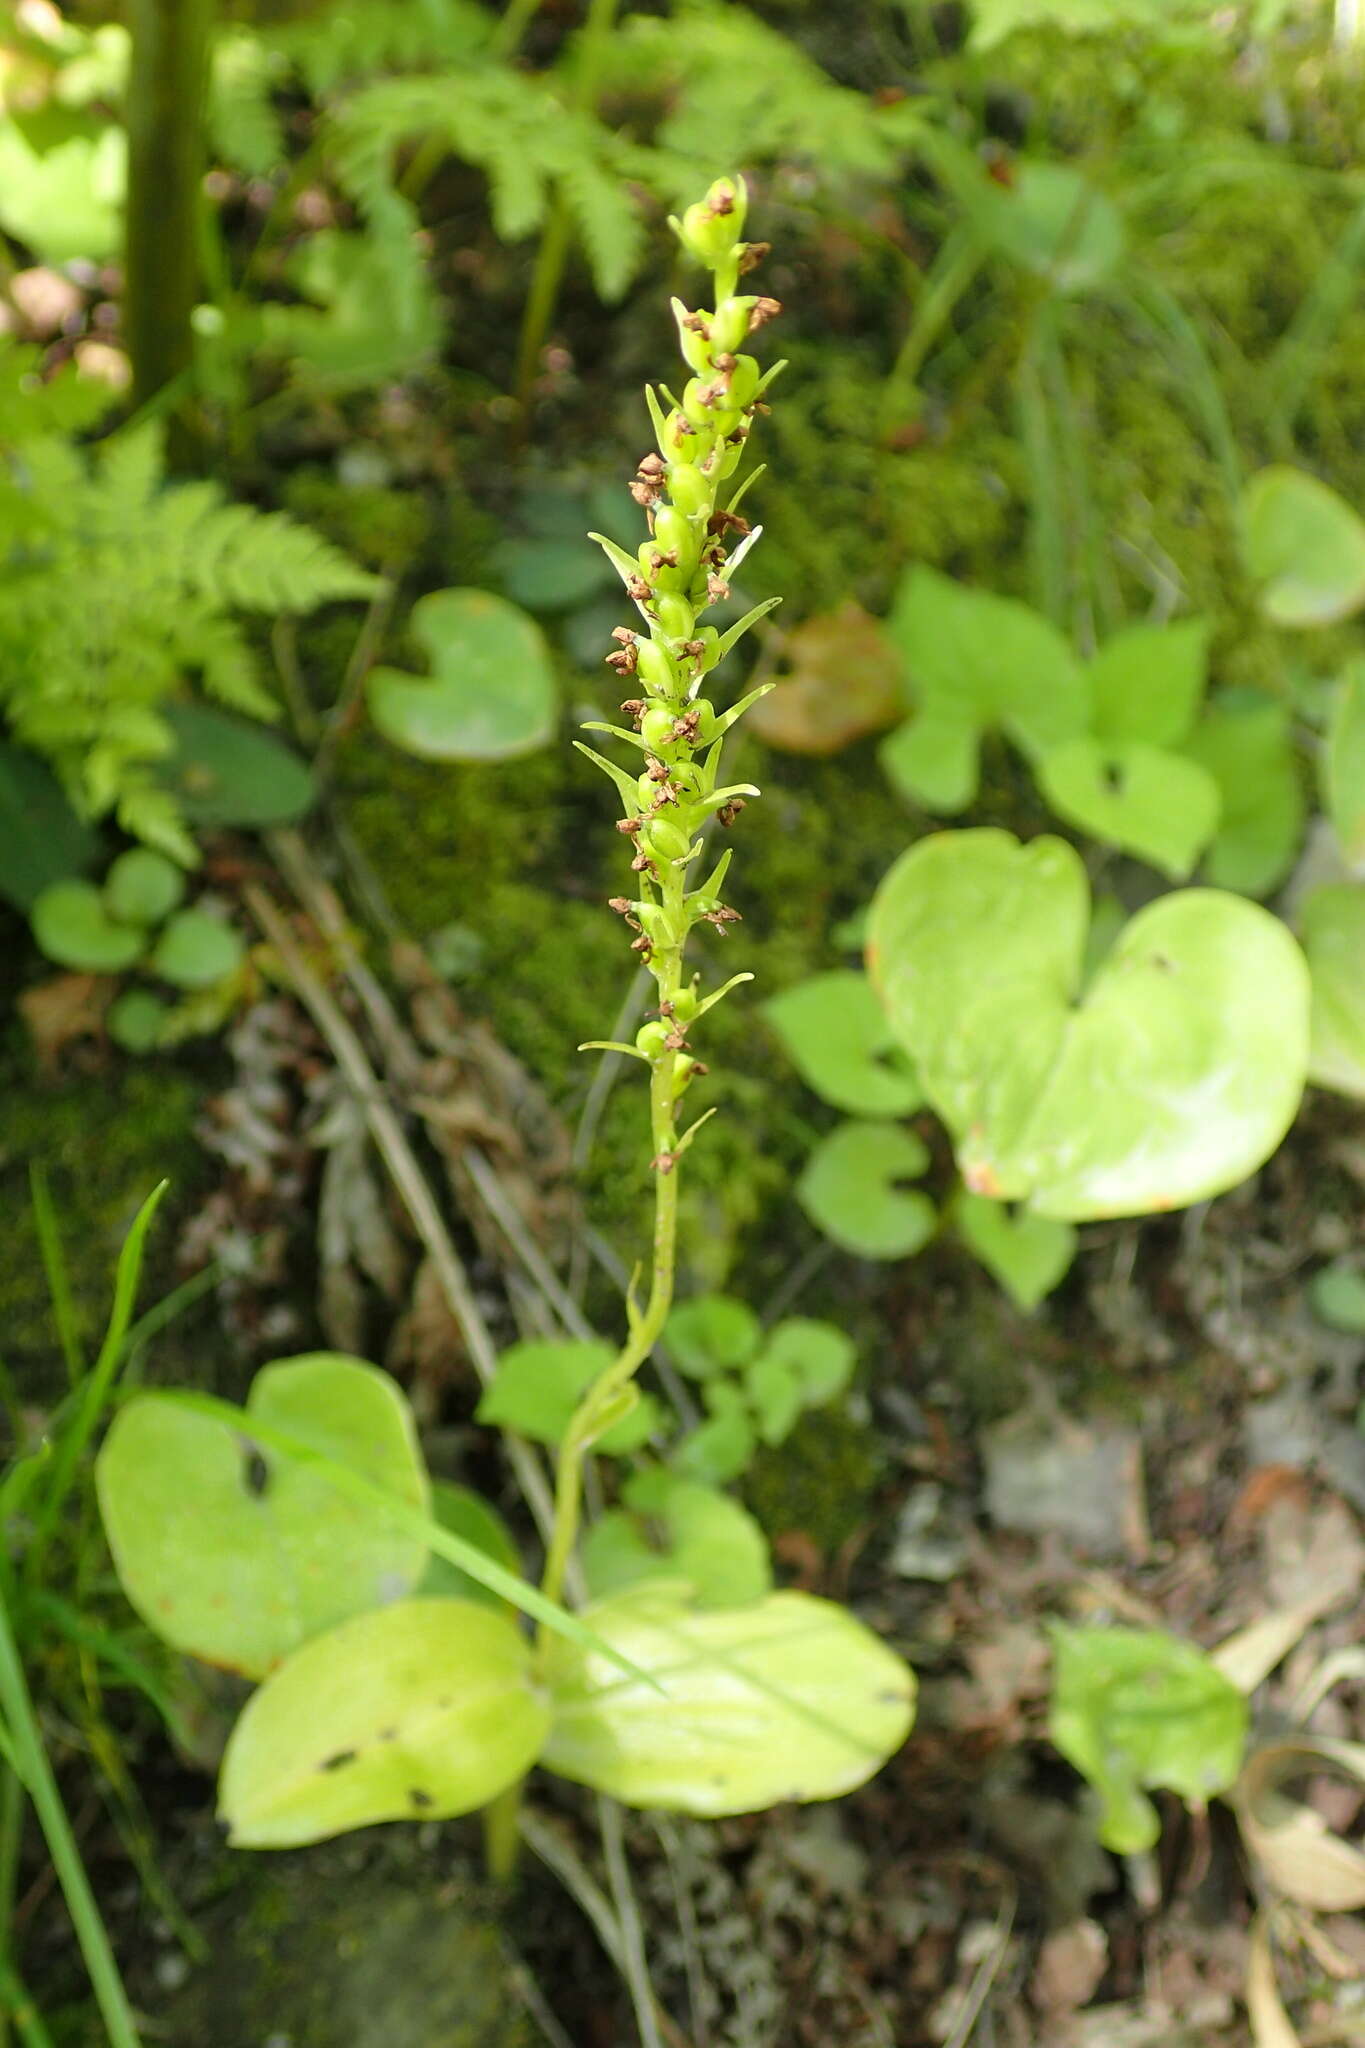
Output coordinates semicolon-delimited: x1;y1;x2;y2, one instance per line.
178;502;383;613
556;144;644;303
210;30;288;178
116;781;198;867
175;609;279;720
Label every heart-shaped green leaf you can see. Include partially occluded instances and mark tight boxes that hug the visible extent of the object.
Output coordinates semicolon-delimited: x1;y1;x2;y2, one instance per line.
1300;883;1365;1099
219;1598;551;1847
880;567;1089;812
665;1295;761;1380
150;908;245;989
1181;693;1304;896
156;705;316;829
107;988;171;1054
868;830;1309;1219
582;1470;771;1608
367;589;556;761
765;970;923;1116
1036;738;1221;878
541;1585;916;1815
797;1121;936;1260
1309;1262;1365;1334
1240;466;1365;628
1325;661;1365;865
674;1381;756;1485
1049;1624;1248;1854
96;1354;430;1677
752;1319;856;1409
104;848;185;925
31;878;147;973
475;1339;661;1455
1086;617;1211;749
954;1191;1076;1310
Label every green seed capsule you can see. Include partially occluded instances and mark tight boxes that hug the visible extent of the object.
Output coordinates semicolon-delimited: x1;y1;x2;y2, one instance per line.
710;405;742;438
691;698;717;743
695;627;722;671
635;639;675;693
682;377;715;429
655;593;695;640
669;983;699;1023
642;816;692;861
653;504;698;572
725;355;760;408
635;1020;671;1060
671;1052;697;1094
665;409;700;455
637;771;661;809
668;463;710;517
640;707;677;752
709;299;751;354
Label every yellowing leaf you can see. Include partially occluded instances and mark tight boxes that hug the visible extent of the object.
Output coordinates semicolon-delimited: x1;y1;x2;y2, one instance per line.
746;602;902;756
219;1599;551;1847
542;1586;915;1815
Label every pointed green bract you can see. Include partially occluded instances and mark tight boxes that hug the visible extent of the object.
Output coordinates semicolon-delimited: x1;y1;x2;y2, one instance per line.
97;1354;430;1677
765;969;923;1116
367;588;556;760
797;1120;936;1259
1049;1625;1248;1854
868;829;1310;1219
219;1599;551;1847
541;1586;915;1815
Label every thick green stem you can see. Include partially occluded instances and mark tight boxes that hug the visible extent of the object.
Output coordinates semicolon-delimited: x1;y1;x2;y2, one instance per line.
124;0;215;425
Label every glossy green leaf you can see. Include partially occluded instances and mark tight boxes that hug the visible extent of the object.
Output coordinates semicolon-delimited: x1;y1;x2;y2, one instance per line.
1325;662;1365;865
0;743;101;912
797;1121;936;1260
156;705;316;829
1049;1624;1249;1853
1181;694;1304;896
96;1354;430;1677
1240;467;1365;628
495;535;610;613
954;1192;1076;1310
582;1471;771;1608
367;589;556;761
868;830;1310;1219
1087;618;1211;748
31;878;146;973
880;568;1089;811
1036;738;1221;878
541;1586;916;1815
1300;884;1365;1099
665;1295;761;1380
476;1339;660;1455
765;970;923;1116
104;848;185;926
753;1318;856;1409
150;908;245;989
220;1598;551;1847
744;1352;805;1445
418;1483;523;1610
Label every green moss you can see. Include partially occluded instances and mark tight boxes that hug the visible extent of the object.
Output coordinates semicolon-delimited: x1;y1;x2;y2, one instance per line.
744;1404;885;1557
0;1036;206;1397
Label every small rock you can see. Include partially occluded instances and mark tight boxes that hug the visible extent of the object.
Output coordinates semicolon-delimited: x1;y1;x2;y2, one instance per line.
1031;1918;1108;2015
982;1410;1148;1560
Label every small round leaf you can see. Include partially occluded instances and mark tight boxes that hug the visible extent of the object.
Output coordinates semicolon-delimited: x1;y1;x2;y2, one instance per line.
664;1295;761;1380
104;847;186;925
765;970;923;1116
107;988;171;1054
32;878;146;973
954;1191;1076;1311
1300;883;1365;1100
150;908;245;988
1240;466;1365;628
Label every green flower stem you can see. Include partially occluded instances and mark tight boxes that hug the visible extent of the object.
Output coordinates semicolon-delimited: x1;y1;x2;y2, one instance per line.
536;176;782;1629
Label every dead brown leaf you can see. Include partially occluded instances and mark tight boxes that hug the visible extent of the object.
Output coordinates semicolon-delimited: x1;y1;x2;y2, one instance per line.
18;971;112;1073
747;601;904;755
